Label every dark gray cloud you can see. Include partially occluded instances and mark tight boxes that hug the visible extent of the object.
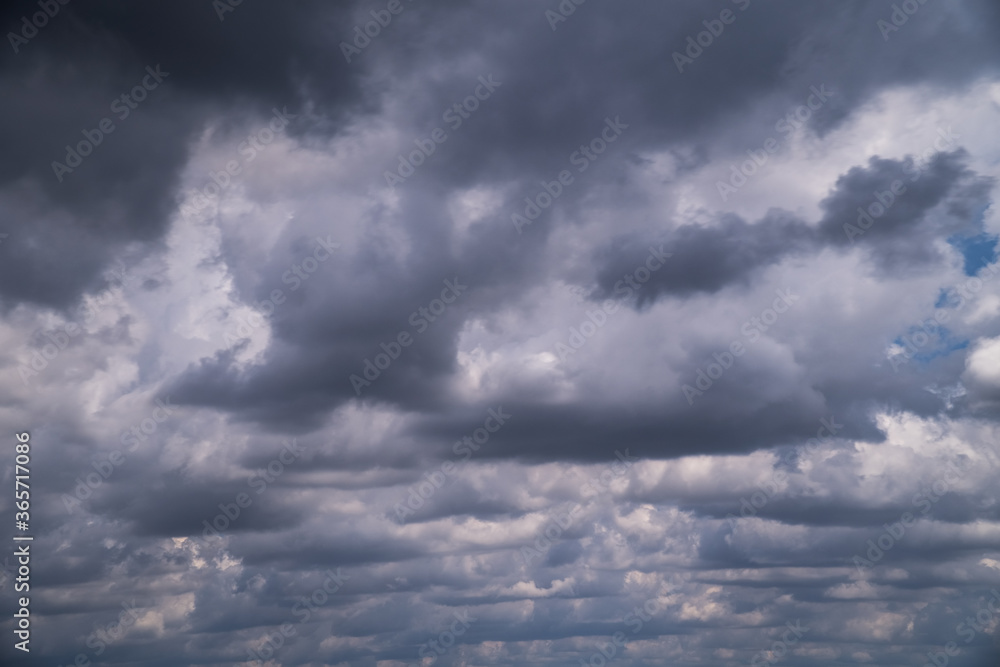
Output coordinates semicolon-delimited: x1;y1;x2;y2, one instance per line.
593;213;813;303
0;0;366;311
817;149;996;271
3;1;1000;666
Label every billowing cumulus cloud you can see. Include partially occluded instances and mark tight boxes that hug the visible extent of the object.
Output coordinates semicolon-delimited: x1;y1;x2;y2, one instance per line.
2;1;1000;666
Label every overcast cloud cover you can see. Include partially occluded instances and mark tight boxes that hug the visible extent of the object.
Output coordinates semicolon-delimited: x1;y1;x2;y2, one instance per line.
2;1;1000;666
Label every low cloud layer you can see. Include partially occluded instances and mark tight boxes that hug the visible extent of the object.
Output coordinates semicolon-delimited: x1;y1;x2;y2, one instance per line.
2;1;1000;666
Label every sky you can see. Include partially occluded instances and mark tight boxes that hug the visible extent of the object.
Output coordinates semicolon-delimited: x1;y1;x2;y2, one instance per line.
2;1;1000;666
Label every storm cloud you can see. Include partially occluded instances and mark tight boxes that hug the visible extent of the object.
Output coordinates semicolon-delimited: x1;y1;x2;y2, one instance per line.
2;1;1000;666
